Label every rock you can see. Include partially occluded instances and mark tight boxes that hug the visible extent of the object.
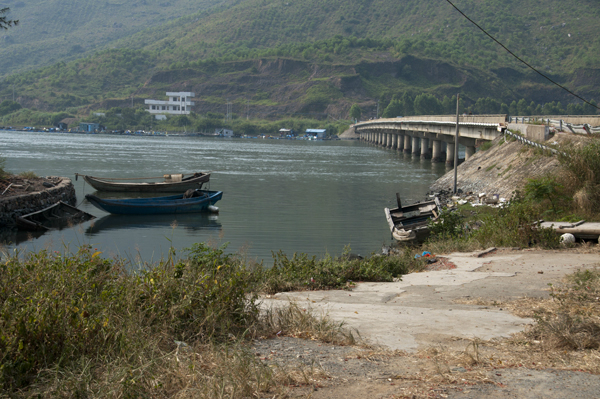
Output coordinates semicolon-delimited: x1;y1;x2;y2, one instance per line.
560;233;576;245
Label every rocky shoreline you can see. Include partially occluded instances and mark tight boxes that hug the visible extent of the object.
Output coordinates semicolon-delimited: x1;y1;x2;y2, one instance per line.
0;177;76;226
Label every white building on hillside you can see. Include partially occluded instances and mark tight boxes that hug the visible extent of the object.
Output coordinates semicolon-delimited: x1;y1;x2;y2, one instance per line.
145;92;195;115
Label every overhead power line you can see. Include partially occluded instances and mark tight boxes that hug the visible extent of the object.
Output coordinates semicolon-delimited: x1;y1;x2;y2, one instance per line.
444;0;599;110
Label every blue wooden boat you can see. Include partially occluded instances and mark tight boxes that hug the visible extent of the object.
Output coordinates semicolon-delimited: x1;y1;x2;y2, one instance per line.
85;190;223;215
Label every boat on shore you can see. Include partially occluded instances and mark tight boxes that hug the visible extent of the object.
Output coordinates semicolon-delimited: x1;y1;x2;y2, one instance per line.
16;201;96;231
85;189;223;215
75;172;210;192
384;194;441;243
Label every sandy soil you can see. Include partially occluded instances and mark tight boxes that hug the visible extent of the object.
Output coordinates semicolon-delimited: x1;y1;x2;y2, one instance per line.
255;247;600;398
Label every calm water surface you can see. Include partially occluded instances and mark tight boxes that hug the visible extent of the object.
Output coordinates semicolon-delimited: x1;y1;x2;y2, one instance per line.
0;131;448;266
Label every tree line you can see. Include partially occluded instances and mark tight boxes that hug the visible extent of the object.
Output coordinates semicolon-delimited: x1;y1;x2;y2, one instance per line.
379;94;598;118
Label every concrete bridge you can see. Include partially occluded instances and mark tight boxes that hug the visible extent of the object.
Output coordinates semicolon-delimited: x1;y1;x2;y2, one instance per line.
354;115;507;165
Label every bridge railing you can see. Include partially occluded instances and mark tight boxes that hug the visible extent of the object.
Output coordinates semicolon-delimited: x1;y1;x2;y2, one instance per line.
509;116;600;135
504;130;563;155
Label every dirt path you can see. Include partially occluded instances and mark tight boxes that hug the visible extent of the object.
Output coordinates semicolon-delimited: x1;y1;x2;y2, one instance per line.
256;247;600;398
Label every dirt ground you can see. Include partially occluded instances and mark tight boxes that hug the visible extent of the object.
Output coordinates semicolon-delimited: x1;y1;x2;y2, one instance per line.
0;175;63;198
255;247;600;399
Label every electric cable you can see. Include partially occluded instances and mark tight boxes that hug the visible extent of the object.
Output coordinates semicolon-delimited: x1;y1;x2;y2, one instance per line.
444;0;599;110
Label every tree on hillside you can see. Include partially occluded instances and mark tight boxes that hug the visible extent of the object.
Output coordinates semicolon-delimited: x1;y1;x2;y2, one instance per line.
0;8;18;30
349;104;362;121
382;99;402;118
413;94;442;115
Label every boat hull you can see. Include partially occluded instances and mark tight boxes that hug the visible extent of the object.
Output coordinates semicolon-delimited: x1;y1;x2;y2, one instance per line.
79;172;210;192
85;190;223;215
16;201;96;231
384;196;440;244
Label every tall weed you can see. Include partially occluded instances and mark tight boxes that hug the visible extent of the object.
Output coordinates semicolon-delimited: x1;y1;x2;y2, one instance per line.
558;139;600;214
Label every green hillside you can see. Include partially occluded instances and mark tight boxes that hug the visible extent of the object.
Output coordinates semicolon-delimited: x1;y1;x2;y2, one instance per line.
1;0;599;126
117;0;600;75
0;0;222;76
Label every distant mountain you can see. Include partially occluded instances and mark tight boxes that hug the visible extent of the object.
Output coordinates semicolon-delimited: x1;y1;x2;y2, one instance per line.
0;0;599;118
0;0;224;77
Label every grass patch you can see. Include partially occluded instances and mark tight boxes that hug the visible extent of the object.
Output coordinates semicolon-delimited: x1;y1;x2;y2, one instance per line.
527;268;600;351
484;163;497;172
258;247;424;294
478;141;494;151
17;171;38;179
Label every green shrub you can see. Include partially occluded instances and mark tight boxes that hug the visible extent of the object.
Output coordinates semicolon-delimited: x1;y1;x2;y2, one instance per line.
0;243;259;391
259;248;418;294
472;195;559;249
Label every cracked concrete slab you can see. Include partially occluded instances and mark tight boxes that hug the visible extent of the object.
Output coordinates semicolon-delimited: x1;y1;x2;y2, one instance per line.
260;249;600;352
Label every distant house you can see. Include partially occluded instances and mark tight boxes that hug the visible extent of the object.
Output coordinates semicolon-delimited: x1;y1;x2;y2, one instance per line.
216;128;234;138
145;92;195;115
306;128;326;139
58;118;77;130
79;122;100;132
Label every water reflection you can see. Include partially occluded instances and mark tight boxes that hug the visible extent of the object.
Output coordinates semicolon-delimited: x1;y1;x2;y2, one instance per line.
86;213;221;235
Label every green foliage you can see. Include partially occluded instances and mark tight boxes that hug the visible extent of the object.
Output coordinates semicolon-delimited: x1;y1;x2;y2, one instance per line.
427;196;561;251
524;176;568;215
0;241;423;393
413;93;443;115
428;207;468;240
472;195;560;248
349;104;362;120
0;0;598;120
479;141;494;151
0;244;258;391
258;248;420;294
0;100;21;117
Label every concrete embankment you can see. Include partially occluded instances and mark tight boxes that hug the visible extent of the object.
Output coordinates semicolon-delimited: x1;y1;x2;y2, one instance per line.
429;133;564;199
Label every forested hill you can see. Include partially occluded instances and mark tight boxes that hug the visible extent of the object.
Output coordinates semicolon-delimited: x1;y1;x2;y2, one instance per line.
118;0;600;76
0;0;599;120
0;0;223;76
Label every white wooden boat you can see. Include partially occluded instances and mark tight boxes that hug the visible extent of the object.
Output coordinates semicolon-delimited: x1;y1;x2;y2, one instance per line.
75;172;210;192
384;194;441;243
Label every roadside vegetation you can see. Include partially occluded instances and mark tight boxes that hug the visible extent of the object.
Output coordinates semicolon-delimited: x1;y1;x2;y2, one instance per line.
424;137;600;254
0;242;426;397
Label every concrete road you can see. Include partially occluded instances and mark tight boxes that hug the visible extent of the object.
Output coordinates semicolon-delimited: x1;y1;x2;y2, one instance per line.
261;249;600;351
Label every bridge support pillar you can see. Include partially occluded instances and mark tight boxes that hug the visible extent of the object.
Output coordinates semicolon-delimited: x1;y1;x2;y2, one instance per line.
411;136;420;156
431;140;443;162
387;133;392;148
446;142;455;166
397;134;404;151
403;134;412;153
391;134;397;149
465;145;476;160
420;137;430;159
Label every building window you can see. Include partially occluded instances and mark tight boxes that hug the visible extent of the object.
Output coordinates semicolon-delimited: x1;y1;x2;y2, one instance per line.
162;106;166;110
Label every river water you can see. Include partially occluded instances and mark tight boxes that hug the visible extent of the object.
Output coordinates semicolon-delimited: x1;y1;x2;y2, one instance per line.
0;131;448;266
